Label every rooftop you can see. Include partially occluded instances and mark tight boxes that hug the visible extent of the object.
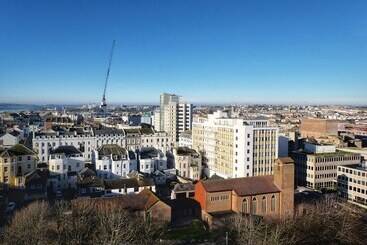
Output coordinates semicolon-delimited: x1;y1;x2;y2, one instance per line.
98;144;127;156
73;189;160;212
0;144;35;157
201;175;280;196
140;147;162;159
176;147;198;156
50;145;82;157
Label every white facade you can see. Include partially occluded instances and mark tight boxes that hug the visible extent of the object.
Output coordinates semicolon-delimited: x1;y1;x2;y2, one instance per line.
33;132;96;163
160;93;193;144
152;110;161;131
337;163;367;209
139;148;167;174
141;131;171;152
192;111;278;178
304;142;336;154
0;133;19;148
48;147;85;191
178;131;193;148
93;145;137;179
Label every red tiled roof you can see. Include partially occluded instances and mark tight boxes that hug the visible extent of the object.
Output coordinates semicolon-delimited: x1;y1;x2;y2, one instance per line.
201;175;280;196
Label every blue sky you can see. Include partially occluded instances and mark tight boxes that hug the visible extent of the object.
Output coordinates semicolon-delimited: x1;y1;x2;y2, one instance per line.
0;0;366;105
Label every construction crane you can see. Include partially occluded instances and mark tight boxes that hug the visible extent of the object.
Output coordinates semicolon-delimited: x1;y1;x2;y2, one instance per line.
100;40;116;111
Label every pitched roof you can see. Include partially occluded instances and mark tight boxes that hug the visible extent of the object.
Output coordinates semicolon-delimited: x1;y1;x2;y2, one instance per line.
24;169;49;185
94;128;124;136
103;176;155;190
72;189;161;212
98;144;127;156
140;124;155;135
49;145;82;156
176;147;199;156
140;147;161;159
201;175;280;196
0;144;35;157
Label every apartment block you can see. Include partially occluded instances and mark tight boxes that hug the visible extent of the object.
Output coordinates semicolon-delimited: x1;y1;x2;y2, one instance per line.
160;93;192;144
292;142;361;190
192;111;278;178
337;163;367;209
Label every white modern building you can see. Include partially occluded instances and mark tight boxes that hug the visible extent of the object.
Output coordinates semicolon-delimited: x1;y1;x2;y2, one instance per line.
192;111;278;178
337;162;367;209
48;145;85;191
152;109;161;131
292;142;361;190
93;144;137;179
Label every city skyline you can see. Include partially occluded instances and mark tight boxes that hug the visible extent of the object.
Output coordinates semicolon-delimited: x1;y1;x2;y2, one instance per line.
1;0;367;105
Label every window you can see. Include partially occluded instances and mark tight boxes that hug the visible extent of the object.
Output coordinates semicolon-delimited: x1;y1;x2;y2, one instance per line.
251;198;257;214
262;196;266;213
242;199;248;213
271;195;276;211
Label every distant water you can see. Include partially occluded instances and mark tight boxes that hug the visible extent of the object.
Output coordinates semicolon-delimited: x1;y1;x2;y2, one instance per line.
0;104;42;113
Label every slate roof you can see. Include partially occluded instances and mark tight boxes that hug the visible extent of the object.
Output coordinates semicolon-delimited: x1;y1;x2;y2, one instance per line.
104;176;155;190
176;147;198;156
98;144;127;156
123;128;141;134
201;175;280;196
0;144;35;157
140;147;160;159
49;145;82;156
94;128;124;136
172;182;195;192
24;169;49;185
140;124;155;135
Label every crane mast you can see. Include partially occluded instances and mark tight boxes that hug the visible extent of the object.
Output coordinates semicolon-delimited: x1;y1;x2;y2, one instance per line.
100;40;116;111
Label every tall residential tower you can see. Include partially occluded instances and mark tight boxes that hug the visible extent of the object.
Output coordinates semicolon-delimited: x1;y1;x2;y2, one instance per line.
159;93;192;144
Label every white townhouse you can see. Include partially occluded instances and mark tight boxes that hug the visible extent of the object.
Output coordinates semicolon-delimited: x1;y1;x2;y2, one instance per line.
93;144;137;179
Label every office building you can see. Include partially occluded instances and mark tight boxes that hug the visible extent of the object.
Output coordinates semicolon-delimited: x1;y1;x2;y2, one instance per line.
337;163;367;209
292;142;361;190
192;111;278;178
